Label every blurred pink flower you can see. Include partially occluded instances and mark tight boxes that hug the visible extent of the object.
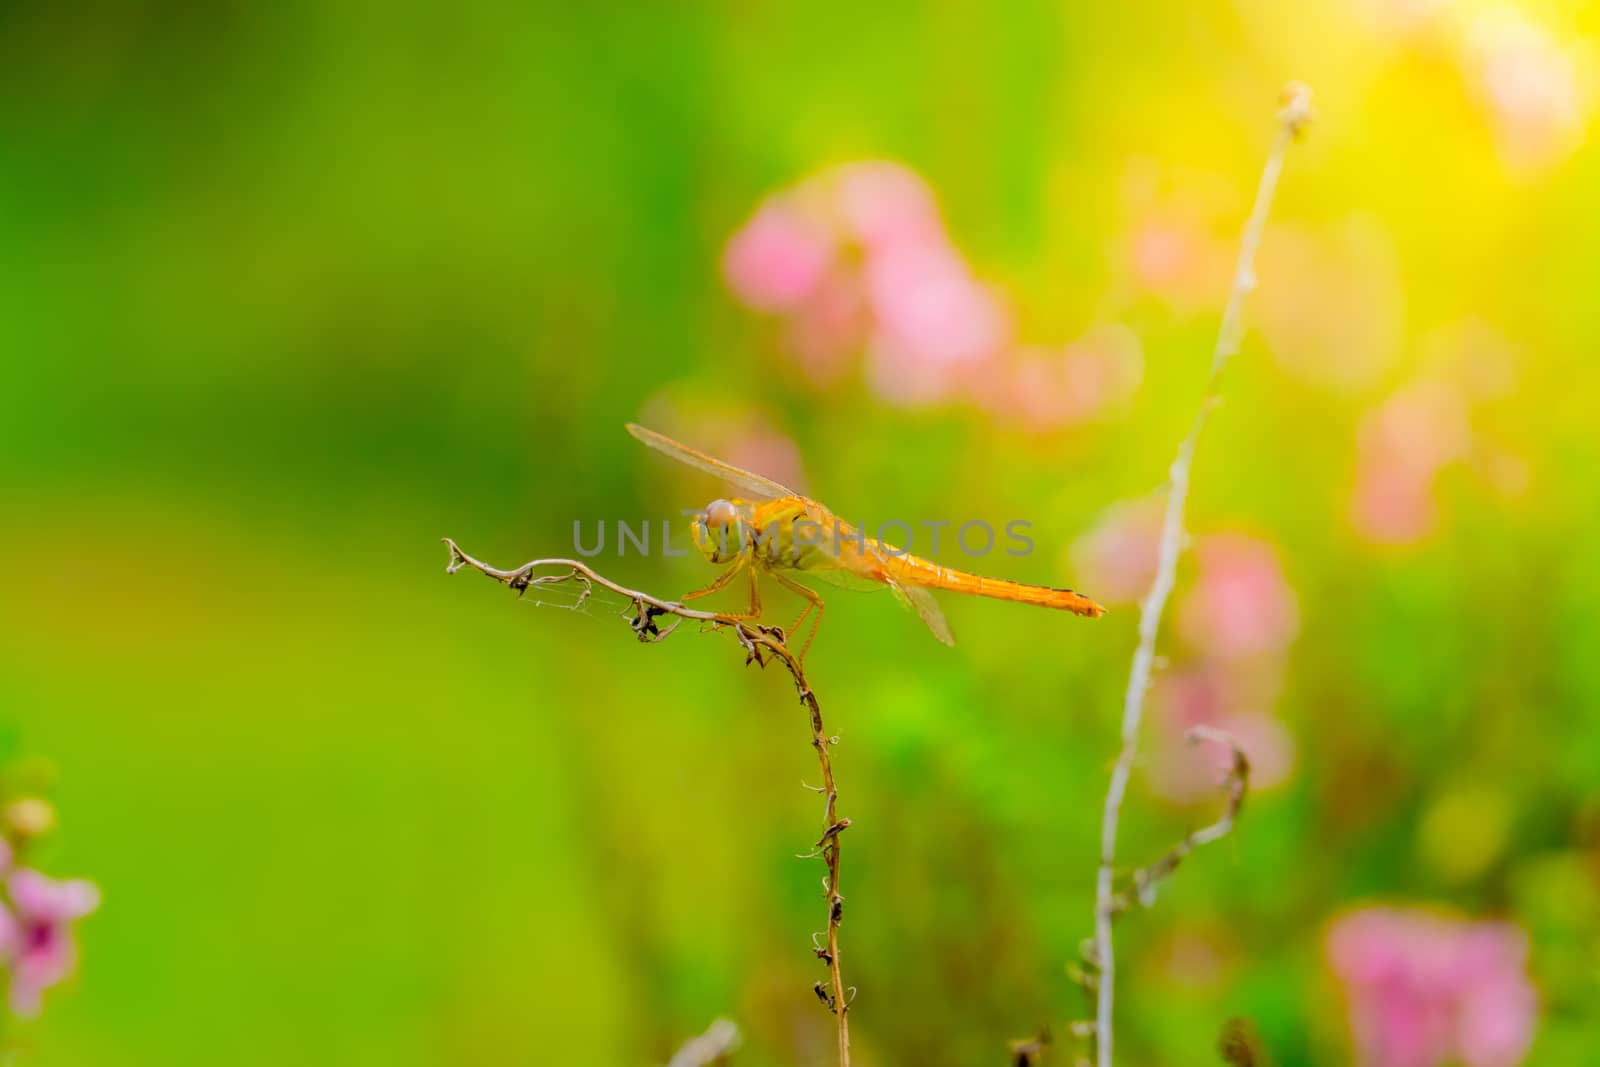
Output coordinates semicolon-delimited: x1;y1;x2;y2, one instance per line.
1177;534;1299;659
1068;499;1165;605
864;240;1012;406
1060;325;1143;419
722;196;836;311
1351;462;1438;545
1150;670;1295;800
1349;381;1471;546
1328;908;1538;1067
724;160;1024;407
981;347;1078;431
1131;221;1193;292
726;160;1160;422
723;426;808;495
1125;214;1236;315
1118;161;1236;313
783;272;869;386
835;161;944;251
976;327;1143;432
1361;381;1472;478
1464;9;1594;174
0;868;100;1017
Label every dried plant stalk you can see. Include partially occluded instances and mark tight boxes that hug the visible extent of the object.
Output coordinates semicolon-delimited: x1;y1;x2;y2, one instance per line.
442;539;853;1066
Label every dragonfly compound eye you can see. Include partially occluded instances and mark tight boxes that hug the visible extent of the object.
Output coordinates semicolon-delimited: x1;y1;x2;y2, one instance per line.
704;498;738;529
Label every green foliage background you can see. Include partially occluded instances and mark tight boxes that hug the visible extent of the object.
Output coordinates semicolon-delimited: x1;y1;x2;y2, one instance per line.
2;2;1598;1064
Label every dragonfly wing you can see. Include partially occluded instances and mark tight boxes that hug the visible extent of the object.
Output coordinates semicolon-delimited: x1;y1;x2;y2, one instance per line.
820;530;955;646
857;535;955;645
626;423;796;502
896;581;955;646
794;544;955;645
796;562;892;592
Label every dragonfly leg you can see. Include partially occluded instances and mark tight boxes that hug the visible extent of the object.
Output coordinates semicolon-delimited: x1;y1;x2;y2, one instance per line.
743;567;762;620
768;570;826;666
680;559;749;609
788;597;815;641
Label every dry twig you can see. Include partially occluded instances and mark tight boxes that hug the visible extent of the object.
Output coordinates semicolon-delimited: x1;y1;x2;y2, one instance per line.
442;538;853;1066
1088;84;1311;1067
1102;727;1250;919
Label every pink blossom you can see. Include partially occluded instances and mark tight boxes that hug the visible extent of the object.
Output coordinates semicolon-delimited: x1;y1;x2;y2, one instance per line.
722;196;836;311
1328;909;1538;1067
834;161;944;251
864;339;961;407
981;348;1077;431
865;242;1010;364
725;160;1162;421
1360;381;1472;479
1349;381;1471;546
864;241;1012;406
1059;325;1143;420
1177;534;1299;659
980;328;1145;431
783;272;868;386
721;160;1026;407
1465;9;1593;173
1351;462;1438;546
1119;161;1234;314
1069;499;1164;605
1131;221;1197;293
0;868;100;1017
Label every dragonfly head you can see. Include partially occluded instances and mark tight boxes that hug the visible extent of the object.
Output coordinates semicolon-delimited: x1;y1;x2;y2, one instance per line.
690;498;748;564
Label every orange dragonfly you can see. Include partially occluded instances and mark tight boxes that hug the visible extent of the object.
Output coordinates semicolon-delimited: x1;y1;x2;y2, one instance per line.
627;423;1104;661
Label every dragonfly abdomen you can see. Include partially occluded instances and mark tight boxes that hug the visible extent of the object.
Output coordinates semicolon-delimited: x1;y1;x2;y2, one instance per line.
891;555;1106;617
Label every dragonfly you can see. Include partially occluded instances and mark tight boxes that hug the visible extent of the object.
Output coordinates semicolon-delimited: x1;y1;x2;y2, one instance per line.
628;424;1105;661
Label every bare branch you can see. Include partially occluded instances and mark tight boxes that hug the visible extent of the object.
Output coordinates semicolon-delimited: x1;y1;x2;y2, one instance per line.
1089;83;1310;1067
1103;727;1250;918
443;538;853;1066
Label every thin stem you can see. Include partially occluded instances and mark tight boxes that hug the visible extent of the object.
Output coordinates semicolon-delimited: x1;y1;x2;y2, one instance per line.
442;539;852;1066
795;651;851;1067
1101;727;1250;920
1090;84;1310;1067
